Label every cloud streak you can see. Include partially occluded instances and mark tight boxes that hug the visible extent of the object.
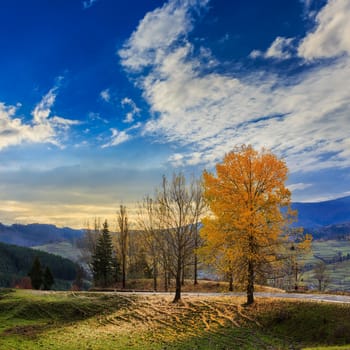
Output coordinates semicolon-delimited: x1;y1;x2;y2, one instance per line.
102;128;130;148
119;0;350;174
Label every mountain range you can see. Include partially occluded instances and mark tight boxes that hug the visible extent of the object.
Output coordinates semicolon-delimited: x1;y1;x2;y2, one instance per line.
0;196;349;248
0;223;82;247
292;195;350;228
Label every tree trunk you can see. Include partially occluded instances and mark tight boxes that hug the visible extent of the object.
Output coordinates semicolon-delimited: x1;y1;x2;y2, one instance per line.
246;261;254;305
164;268;168;292
173;257;182;303
194;228;198;285
181;260;185;286
229;272;233;292
153;258;157;291
122;253;126;289
194;252;198;285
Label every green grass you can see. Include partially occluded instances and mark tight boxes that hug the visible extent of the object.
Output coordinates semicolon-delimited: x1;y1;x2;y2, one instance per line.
1;289;350;349
304;346;350;350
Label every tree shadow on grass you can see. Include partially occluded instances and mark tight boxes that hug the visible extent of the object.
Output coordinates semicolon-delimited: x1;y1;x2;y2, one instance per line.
0;290;137;339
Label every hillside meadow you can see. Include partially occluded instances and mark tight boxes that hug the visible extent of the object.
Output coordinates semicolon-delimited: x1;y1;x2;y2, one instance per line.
1;289;350;349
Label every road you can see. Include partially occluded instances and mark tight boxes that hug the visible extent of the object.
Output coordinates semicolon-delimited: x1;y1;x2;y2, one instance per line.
114;291;350;304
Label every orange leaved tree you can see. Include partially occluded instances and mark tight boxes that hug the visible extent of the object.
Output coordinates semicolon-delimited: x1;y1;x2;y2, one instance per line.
201;145;294;305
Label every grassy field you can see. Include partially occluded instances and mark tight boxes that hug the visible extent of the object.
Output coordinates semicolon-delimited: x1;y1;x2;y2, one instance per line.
302;259;350;292
1;289;350;350
300;240;350;291
310;240;350;262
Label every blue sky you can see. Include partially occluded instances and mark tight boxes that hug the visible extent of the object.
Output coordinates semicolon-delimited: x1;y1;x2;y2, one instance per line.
0;0;349;227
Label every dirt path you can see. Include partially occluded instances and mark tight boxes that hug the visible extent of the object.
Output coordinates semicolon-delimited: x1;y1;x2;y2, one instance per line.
111;291;350;304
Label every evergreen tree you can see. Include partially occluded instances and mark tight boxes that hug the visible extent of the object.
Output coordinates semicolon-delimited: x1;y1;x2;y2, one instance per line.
28;256;43;290
91;220;114;287
42;266;55;290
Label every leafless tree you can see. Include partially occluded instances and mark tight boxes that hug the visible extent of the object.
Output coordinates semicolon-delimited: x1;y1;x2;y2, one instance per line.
313;260;330;291
157;173;204;302
117;205;129;289
137;196;162;291
191;177;206;285
137;173;205;301
77;218;101;274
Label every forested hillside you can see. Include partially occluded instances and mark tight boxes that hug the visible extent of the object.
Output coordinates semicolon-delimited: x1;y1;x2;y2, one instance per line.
308;222;350;240
0;242;78;289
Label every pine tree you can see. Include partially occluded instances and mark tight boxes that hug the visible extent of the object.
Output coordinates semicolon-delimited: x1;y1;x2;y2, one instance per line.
42;266;55;290
28;256;43;290
91;220;114;287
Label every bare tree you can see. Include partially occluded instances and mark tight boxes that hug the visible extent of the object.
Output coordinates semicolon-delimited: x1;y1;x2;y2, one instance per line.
156;173;203;302
77;218;101;274
137;173;204;301
117;205;129;289
191;177;206;285
137;196;161;291
313;260;330;291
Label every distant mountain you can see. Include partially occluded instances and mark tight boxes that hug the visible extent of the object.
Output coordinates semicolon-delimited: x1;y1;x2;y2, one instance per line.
0;223;83;247
292;196;350;228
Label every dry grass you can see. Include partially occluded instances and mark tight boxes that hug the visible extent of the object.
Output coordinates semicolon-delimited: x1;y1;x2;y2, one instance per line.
99;278;285;294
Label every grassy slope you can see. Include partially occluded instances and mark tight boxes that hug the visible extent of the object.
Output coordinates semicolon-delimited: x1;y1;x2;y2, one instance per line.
1;289;350;350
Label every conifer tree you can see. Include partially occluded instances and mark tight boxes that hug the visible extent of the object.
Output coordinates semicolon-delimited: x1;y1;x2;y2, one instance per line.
91;220;114;287
42;266;55;290
28;256;43;290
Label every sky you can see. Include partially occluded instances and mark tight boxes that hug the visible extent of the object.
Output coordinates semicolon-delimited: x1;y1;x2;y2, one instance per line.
0;0;349;228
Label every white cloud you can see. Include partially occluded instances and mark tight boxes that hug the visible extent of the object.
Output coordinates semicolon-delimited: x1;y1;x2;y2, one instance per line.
100;89;111;102
120;0;350;174
250;37;295;60
299;0;317;18
298;0;350;59
88;112;109;124
0;88;78;150
249;50;262;59
121;97;140;123
83;0;98;9
288;183;313;192
168;153;184;167
119;0;209;71
251;0;350;61
265;37;295;59
102;128;130;148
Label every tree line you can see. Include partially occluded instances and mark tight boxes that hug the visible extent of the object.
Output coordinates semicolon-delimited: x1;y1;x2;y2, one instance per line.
78;145;311;304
